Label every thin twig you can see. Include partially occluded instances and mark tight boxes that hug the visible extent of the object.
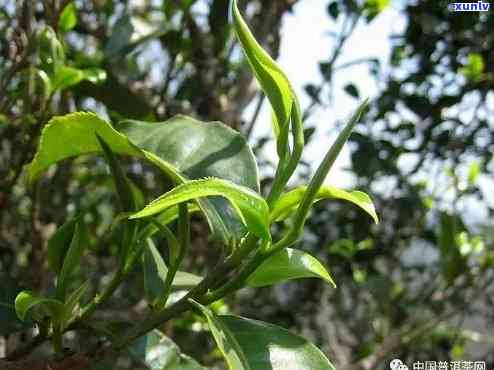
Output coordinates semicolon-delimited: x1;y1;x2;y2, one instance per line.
244;93;265;139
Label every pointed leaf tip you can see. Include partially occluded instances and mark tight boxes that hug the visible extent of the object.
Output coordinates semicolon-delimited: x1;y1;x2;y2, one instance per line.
230;0;293;139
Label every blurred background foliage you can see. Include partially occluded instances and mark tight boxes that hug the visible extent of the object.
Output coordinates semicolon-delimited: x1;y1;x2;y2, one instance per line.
0;0;493;369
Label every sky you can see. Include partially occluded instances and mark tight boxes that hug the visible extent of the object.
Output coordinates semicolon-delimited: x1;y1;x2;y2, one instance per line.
247;0;406;188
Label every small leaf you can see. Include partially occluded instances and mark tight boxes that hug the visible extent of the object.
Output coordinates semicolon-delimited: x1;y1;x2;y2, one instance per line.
51;66;106;92
247;248;336;288
467;161;480;185
27;112;141;183
327;2;340;19
128;329;205;370
59;2;77;32
131;178;270;241
128;329;180;369
460;53;485;82
105;15;134;58
364;0;390;20
328;238;373;260
15;291;63;322
38;26;65;74
305;84;321;103
171;271;202;291
344;83;360;99
192;301;335;370
231;0;293;139
271;185;378;224
47;217;78;274
51;66;85;91
56;221;88;300
0;275;33;335
105;15;165;59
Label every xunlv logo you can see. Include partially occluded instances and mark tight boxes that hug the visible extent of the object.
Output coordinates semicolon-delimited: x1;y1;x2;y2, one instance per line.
449;1;491;11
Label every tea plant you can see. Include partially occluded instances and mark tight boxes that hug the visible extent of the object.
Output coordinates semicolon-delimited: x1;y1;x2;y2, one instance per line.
4;1;377;369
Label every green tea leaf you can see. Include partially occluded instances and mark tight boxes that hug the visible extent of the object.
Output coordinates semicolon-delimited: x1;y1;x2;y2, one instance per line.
460;53;485;82
28;113;259;246
105;15;134;58
467;161;480;185
128;329;180;369
171;271;202;291
246;248;335;288
192;301;335;370
38;26;65;74
15;291;63;322
105;15;165;59
191;301;249;370
51;66;107;92
59;2;77;32
271;185;378;224
28;112;141;183
47;217;78;274
121;116;260;245
56;221;88;300
364;0;390;20
344;83;360;99
0;275;33;335
131;178;270;241
51;66;85;91
128;329;205;370
231;0;293;138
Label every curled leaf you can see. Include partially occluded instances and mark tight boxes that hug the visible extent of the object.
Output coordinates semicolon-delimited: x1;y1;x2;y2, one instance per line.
131;178;270;241
272;185;378;224
231;0;293;140
247;248;336;288
15;291;63;322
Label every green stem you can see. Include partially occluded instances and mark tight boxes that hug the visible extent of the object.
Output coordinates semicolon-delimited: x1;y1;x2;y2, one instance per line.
267;97;304;206
151;219;179;263
203;245;269;303
114;233;260;348
76;269;125;323
68;237;149;330
52;326;62;354
275;100;368;248
157;203;190;308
